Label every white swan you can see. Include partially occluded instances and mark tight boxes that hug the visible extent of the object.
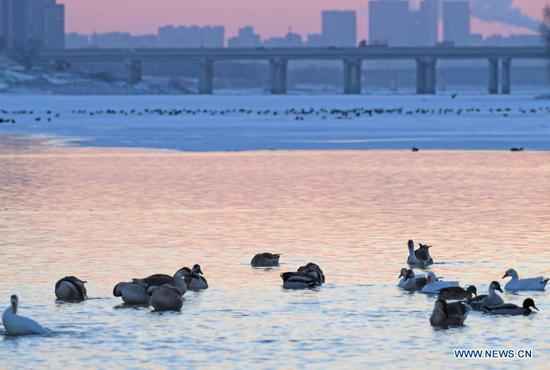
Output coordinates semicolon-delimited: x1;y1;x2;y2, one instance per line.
2;295;47;336
406;240;433;267
420;272;459;294
502;268;548;291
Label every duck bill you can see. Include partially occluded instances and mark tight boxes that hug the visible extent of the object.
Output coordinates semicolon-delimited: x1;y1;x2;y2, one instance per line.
496;286;503;293
502;273;509;278
533;305;539;311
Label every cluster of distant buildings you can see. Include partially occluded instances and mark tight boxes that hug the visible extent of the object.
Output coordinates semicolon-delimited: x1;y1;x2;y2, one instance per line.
65;11;358;50
0;0;65;50
0;0;544;52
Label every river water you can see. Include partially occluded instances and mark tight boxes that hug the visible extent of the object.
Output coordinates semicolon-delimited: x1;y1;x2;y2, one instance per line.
1;140;549;368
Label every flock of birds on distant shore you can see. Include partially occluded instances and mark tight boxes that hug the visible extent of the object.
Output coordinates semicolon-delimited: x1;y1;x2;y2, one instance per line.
2;243;546;335
400;240;547;328
1;104;550;125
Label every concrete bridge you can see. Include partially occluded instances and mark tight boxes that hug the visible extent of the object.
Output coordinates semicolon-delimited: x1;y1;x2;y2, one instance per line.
35;46;548;95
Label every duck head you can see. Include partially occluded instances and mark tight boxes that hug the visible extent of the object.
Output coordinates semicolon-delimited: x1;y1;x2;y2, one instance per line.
192;264;203;275
407;240;415;252
405;269;415;281
399;268;408;278
10;294;18;314
490;281;503;293
523;298;539;312
502;268;518;279
466;286;477;296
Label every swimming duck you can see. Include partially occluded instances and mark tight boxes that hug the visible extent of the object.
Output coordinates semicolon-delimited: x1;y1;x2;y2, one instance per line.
406;240;433;267
113;268;187;305
466;281;504;310
400;269;428;292
502;268;548;291
55;276;88;302
2;295;48;335
397;268;426;288
481;298;539;316
251;253;281;267
438;285;477;301
420;272;459;294
430;299;470;328
147;284;184;312
182;264;208;290
281;263;325;289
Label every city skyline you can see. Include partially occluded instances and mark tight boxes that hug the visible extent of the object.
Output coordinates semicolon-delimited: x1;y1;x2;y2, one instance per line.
58;0;547;39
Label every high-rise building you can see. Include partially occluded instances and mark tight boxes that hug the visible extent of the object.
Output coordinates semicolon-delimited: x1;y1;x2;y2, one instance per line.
65;32;89;48
369;1;412;46
322;10;356;47
443;0;470;46
415;0;439;46
44;0;64;49
227;26;261;48
1;0;64;50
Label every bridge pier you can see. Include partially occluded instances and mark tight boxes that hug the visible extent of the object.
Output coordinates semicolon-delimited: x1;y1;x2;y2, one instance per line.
343;58;362;94
416;57;436;95
488;58;500;95
128;59;142;85
270;58;288;94
501;58;511;95
198;59;214;94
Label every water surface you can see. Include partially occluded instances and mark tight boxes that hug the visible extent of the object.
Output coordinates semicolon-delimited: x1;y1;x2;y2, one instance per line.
1;142;549;368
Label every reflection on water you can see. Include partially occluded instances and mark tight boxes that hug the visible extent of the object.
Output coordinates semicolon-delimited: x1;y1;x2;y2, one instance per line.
1;142;549;368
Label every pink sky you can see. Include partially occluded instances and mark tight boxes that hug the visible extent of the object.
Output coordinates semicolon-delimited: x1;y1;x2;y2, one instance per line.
59;0;548;39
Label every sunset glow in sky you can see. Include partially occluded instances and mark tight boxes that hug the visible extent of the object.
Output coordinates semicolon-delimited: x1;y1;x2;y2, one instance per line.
59;0;549;39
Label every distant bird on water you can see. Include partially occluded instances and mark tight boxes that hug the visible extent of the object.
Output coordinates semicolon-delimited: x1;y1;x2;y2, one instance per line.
281;263;325;289
182;264;208;290
430;299;470;328
466;281;503;310
406;240;433;267
438;285;477;301
2;295;48;336
55;276;88;302
481;298;539;316
251;253;281;267
502;268;548;291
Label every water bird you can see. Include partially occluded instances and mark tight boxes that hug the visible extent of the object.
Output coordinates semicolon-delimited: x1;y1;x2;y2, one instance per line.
420;272;459;294
2;295;48;335
438;285;477;301
406;240;433;267
481;298;539;316
147;284;184;312
251;253;281;267
510;147;524;152
430;299;470;328
55;276;88;302
281;263;325;289
466;281;504;310
502;268;548;291
411;146;419;152
182;264;208;290
399;269;428;292
113;268;187;305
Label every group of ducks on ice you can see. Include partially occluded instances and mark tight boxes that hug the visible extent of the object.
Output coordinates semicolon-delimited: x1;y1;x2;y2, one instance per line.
400;240;547;328
3;241;547;335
